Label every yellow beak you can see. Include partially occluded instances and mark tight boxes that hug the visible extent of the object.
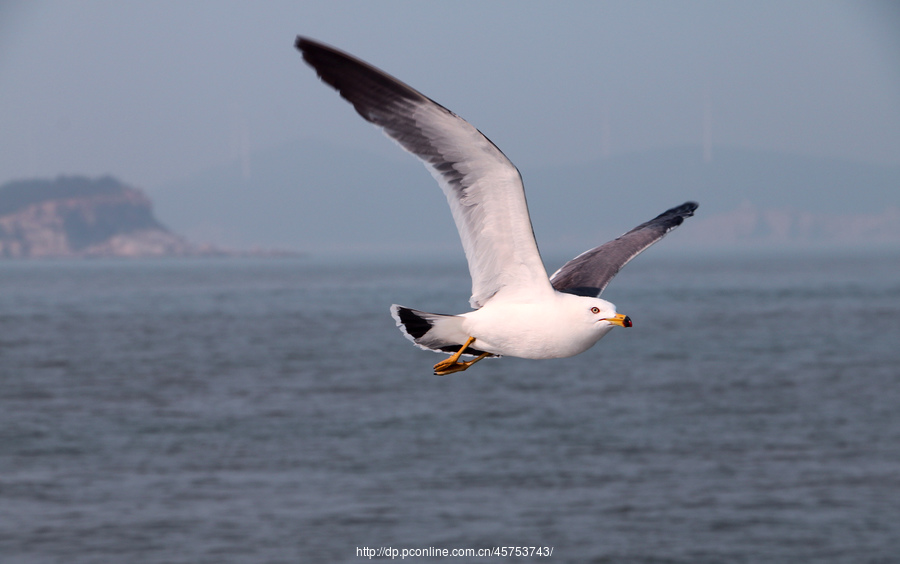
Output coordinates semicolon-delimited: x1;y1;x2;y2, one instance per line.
604;313;632;328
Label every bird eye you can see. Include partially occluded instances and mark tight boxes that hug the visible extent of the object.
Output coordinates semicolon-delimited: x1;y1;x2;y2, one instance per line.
590;307;600;314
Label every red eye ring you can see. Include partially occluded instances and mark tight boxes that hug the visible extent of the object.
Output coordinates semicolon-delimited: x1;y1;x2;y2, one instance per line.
590;307;600;314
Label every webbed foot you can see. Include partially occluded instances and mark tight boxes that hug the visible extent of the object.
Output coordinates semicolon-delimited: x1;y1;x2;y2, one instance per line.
432;336;492;376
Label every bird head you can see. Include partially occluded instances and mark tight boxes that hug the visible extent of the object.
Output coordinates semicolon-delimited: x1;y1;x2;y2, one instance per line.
586;298;632;329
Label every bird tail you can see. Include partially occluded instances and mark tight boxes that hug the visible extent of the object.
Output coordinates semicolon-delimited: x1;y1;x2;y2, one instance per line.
390;305;489;356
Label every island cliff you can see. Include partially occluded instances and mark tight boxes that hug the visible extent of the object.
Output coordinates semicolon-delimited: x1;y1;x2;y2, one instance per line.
0;176;216;258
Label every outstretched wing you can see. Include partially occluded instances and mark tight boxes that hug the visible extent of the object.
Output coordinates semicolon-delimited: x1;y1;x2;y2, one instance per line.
296;37;552;308
550;202;698;297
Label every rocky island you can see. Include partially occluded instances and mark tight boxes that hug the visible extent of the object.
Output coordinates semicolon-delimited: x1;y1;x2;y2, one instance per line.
0;176;221;258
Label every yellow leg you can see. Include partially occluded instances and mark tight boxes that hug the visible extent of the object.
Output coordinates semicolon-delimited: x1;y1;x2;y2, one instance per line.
433;336;492;376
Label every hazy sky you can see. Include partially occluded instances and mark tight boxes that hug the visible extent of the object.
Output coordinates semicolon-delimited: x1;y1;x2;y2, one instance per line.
1;0;898;193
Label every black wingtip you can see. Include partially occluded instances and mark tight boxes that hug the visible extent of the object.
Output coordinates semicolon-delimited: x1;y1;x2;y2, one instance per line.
654;201;699;223
295;36;321;57
295;36;326;57
295;36;324;53
677;201;699;215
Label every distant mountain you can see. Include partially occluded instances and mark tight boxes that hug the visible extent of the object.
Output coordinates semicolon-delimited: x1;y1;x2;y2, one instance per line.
151;140;900;254
0;176;221;258
678;202;900;249
524;146;900;250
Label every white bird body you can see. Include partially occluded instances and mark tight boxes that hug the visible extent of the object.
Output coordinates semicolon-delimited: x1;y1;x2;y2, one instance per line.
460;293;621;360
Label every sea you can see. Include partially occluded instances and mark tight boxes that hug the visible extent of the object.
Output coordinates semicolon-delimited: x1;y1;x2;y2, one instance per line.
0;250;898;564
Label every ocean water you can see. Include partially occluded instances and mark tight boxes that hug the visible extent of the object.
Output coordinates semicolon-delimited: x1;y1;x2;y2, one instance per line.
0;251;898;563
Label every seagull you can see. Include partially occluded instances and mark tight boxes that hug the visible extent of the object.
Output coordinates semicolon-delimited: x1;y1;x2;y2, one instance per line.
295;37;697;375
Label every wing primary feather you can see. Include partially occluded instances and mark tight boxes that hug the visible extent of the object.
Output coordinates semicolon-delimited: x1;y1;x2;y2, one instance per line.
550;202;698;297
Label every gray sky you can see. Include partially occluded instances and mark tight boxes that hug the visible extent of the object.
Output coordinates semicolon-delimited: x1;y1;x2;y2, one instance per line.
1;0;899;193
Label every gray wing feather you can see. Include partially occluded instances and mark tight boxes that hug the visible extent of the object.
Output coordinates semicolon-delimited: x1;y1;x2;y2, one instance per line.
550;202;698;297
296;37;446;160
296;37;552;308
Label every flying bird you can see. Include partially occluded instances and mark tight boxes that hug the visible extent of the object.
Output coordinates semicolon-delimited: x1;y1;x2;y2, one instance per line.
295;37;697;375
